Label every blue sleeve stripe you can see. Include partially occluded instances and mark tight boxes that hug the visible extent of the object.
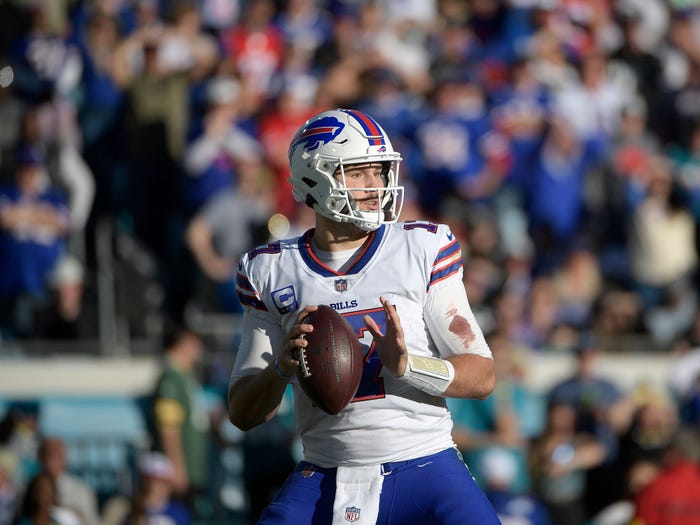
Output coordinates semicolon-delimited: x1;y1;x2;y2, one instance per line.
237;292;268;311
236;272;253;291
428;260;463;290
433;239;460;267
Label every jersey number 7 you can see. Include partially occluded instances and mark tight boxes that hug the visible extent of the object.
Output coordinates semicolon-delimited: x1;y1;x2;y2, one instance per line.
341;308;387;402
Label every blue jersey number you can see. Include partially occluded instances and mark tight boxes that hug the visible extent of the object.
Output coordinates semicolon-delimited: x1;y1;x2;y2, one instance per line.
341;308;387;402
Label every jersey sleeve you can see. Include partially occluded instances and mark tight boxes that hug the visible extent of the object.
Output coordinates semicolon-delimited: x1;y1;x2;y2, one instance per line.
423;225;492;359
229;253;285;385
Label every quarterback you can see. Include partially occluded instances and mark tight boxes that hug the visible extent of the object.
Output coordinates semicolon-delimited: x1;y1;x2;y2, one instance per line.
228;109;500;524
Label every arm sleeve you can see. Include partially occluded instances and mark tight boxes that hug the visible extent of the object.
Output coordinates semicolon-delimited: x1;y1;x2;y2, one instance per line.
229;306;286;385
423;272;492;359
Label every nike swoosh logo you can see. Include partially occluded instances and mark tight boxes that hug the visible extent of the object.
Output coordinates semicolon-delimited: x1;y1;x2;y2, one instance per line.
417;461;433;468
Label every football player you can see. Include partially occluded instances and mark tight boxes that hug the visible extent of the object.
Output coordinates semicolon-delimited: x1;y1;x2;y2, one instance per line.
228;109;500;524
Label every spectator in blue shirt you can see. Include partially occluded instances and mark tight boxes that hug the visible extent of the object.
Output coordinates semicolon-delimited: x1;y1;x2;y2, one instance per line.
0;146;69;338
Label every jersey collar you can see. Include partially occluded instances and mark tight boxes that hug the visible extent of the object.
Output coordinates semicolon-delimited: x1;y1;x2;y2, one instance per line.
298;225;386;277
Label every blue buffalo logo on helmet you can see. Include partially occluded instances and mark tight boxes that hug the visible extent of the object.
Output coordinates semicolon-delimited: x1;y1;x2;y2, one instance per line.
291;116;345;152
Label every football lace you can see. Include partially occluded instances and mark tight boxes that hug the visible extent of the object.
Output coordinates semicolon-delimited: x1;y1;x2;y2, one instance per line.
297;344;311;378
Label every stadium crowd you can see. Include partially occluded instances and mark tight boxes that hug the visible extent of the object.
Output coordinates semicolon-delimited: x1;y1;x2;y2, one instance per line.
1;0;700;524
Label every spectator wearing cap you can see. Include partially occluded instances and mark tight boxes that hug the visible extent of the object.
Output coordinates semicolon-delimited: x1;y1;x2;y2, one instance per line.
0;146;69;338
123;452;192;525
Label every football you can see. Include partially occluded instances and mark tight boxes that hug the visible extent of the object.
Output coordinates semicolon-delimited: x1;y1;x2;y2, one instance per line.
296;305;363;415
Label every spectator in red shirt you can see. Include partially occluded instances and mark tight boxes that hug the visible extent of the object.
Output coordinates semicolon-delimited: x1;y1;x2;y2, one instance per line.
632;427;700;525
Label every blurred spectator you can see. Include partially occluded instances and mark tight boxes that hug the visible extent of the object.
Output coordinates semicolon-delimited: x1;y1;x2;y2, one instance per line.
480;447;552;525
0;404;40;490
627;154;698;344
372;16;433;95
409;69;505;218
428;19;477;89
355;67;422;171
553;50;636;140
240;388;296;524
525;114;607;271
546;332;634;517
156;1;218;83
616;384;678;480
449;331;546;493
123;452;192;525
182;75;261;214
276;0;333;58
611;10;664;123
522;275;560;350
592;287;643;337
670;119;700;224
70;9;126;227
33;255;96;340
588;458;660;525
667;341;700;428
37;437;99;525
551;243;602;329
11;471;82;525
7;1;82;110
0;449;19;525
219;0;284;109
15;105;95;258
185;155;272;313
592;97;657;284
632;426;700;525
0;81;25;184
528;401;607;525
0;146;69;338
72;10;123;149
526;29;580;93
655;10;700;147
490;56;550;192
465;0;532;72
148;323;210;522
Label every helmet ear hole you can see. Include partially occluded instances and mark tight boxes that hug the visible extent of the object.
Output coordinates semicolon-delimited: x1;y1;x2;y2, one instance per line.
305;194;318;208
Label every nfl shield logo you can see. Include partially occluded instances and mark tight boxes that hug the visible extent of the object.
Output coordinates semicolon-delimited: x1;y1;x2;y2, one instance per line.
335;279;348;292
345;506;360;522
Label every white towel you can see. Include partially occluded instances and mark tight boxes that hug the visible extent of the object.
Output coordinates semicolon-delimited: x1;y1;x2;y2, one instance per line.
332;465;384;525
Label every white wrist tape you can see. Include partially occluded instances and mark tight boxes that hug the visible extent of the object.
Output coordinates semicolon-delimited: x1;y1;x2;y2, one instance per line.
399;355;455;396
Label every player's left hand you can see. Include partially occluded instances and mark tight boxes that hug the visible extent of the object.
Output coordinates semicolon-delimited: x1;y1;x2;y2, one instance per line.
363;296;408;377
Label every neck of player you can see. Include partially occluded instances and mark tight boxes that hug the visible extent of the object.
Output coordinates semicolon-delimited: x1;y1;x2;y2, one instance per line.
312;214;371;252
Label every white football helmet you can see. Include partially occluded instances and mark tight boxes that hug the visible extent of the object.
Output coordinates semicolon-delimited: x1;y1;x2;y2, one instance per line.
288;108;404;231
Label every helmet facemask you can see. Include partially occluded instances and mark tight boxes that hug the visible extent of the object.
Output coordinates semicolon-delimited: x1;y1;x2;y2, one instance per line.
331;160;404;231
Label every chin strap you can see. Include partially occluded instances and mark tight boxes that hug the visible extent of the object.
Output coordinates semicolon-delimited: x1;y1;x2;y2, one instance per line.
397;355;455;396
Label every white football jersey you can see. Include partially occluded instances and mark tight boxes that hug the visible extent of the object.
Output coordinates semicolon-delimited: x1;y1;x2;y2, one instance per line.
231;221;491;467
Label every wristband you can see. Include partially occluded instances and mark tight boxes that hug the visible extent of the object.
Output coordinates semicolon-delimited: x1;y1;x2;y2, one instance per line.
398;355;455;396
274;358;293;381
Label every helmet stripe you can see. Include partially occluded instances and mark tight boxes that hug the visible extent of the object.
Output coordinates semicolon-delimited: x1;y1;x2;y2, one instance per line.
341;109;385;146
